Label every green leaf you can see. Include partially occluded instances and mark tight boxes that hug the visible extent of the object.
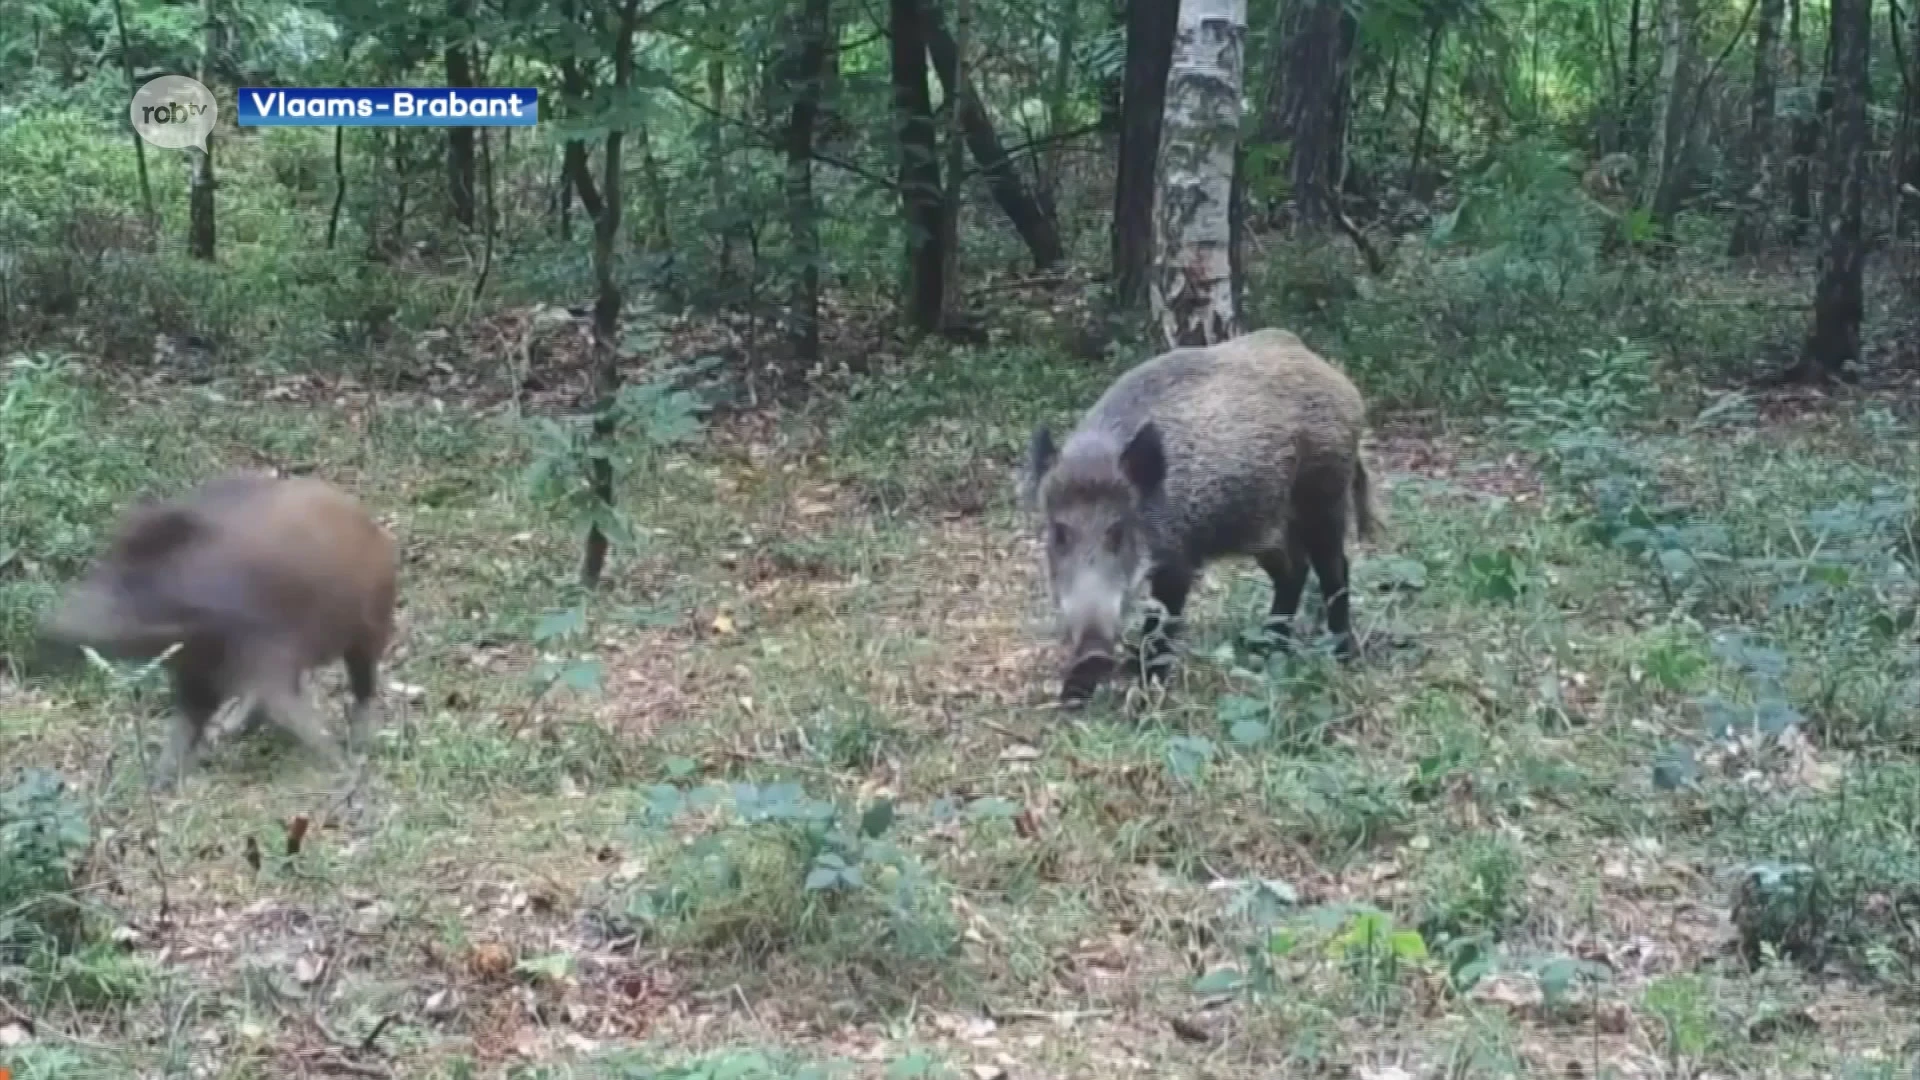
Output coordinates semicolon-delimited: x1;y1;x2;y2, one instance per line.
513;952;573;983
1388;929;1429;962
1228;719;1271;747
1192;967;1246;994
1652;743;1698;791
1165;736;1215;782
860;798;896;838
533;605;587;643
559;659;603;693
964;796;1020;821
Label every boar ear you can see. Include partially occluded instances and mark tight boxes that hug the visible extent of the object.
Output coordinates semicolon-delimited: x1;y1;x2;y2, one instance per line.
1021;425;1058;510
1119;422;1168;499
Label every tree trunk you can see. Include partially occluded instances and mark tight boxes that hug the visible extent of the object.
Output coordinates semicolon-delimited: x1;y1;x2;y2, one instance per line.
581;0;642;589
635;123;672;254
472;129;496;300
1730;0;1784;255
1895;0;1919;239
327;126;346;249
1642;0;1700;229
390;131;411;251
1264;0;1356;230
188;0;217;261
445;0;477;229
1407;21;1442;195
559;58;601;244
1797;0;1871;381
564;137;603;223
1379;44;1401;128
892;0;945;334
1626;0;1642;96
709;57;738;287
1111;0;1177;310
1152;0;1245;348
445;8;478;230
1044;0;1080;195
938;0;970;328
925;1;1066;269
110;0;156;241
1786;0;1833;243
787;0;829;366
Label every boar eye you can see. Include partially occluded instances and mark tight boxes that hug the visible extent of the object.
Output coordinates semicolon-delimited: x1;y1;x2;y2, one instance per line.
1105;524;1126;552
1050;522;1072;549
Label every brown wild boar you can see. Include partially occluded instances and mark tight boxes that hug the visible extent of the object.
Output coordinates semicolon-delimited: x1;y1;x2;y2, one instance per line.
1023;328;1378;705
42;473;398;789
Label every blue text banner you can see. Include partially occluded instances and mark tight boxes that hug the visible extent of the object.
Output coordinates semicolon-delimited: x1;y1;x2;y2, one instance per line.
237;87;539;127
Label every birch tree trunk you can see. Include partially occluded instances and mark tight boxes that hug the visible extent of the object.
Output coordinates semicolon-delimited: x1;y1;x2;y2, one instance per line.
1151;0;1245;349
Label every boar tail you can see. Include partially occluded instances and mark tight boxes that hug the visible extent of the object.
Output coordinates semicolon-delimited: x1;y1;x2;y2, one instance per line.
1351;457;1381;541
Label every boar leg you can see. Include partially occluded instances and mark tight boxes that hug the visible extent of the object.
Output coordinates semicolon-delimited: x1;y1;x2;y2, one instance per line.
342;642;381;754
1256;545;1311;654
1303;518;1357;661
254;682;347;769
237;645;347;770
1137;563;1193;684
154;668;221;791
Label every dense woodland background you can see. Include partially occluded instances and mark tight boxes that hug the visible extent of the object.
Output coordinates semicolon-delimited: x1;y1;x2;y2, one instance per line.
5;0;1920;1075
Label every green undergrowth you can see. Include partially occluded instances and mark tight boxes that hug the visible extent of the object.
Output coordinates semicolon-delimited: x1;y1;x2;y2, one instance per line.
6;319;1920;1074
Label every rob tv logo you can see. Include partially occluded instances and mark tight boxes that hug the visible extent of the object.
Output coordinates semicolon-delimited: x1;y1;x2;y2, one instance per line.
139;99;212;126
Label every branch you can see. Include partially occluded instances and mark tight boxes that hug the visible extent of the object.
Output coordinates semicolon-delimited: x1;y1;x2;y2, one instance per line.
1893;0;1913;101
998;122;1104;160
1685;0;1762;127
654;77;898;192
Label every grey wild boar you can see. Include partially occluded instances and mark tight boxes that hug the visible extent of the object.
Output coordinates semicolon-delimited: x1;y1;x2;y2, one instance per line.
42;473;399;789
1024;328;1377;704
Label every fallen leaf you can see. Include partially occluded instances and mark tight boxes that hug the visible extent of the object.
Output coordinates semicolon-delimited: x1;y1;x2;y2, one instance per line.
0;1021;29;1047
293;954;327;985
469;942;514;980
711;611;736;635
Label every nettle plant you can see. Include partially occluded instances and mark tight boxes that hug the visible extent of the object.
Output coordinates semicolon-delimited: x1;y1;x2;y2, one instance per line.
614;774;956;961
1194;890;1438;1017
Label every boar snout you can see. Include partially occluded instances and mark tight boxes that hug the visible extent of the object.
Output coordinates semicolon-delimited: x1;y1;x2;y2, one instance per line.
1056;571;1128;703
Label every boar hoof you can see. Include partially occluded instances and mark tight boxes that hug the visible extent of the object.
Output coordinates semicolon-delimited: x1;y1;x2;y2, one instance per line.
1061;652;1117;705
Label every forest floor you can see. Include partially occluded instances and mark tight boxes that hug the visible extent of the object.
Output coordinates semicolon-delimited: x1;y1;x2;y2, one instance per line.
5;344;1920;1080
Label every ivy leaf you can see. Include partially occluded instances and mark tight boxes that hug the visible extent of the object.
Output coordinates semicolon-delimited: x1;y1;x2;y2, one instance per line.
1192;967;1246;995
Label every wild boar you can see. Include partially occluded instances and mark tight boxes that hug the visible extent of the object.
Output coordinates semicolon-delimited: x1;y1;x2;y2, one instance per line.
1024;328;1377;704
42;473;398;789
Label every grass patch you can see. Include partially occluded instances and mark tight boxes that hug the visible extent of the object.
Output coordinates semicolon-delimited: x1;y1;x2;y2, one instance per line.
6;326;1920;1075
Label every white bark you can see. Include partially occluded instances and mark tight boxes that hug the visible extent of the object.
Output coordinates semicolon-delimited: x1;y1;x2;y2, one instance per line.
1151;0;1245;349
